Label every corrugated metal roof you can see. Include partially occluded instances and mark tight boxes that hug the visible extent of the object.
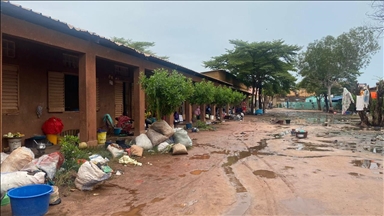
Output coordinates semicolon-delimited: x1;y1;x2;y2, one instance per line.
1;1;199;72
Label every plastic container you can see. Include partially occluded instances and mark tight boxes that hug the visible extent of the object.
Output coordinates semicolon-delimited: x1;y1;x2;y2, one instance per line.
285;119;291;124
8;184;53;216
97;131;107;144
8;138;22;152
46;134;58;145
186;123;192;129
255;109;263;115
114;128;122;136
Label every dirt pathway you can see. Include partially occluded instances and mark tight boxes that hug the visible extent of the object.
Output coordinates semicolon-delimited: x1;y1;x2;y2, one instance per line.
1;109;383;215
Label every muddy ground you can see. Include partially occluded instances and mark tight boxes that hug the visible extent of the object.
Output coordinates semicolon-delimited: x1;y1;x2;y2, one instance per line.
1;108;383;215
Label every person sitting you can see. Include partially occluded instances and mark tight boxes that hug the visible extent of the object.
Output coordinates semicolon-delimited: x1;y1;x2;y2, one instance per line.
145;109;153;130
194;106;201;120
174;111;180;128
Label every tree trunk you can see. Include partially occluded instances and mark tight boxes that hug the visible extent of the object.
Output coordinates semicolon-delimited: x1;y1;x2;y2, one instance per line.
251;82;256;113
316;96;321;110
324;93;329;112
263;94;267;114
258;87;263;109
327;85;333;108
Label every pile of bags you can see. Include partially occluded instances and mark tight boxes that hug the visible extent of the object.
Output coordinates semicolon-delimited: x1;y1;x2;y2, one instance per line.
106;120;193;156
1;147;63;200
136;120;192;155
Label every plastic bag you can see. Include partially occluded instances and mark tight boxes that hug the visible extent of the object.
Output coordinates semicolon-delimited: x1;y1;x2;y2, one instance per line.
135;133;153;149
1;171;46;198
0;152;9;164
1;147;35;173
75;161;112;191
107;144;125;158
172;143;188;155
157;142;170;152
149;120;175;137
130;145;143;157
25;152;64;180
146;128;168;146
173;129;193;147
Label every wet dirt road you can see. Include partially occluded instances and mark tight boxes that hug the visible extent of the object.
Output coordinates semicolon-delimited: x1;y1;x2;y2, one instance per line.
1;109;383;215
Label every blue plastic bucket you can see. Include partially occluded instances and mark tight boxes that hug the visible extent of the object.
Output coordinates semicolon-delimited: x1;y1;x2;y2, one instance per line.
114;127;122;136
186;123;192;129
8;184;53;216
255;109;263;115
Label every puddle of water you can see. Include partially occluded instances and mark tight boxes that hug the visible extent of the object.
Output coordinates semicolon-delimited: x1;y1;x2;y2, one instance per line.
223;166;247;193
178;174;186;177
150;197;165;203
115;203;146;216
253;170;277;178
189;153;210;160
280;197;326;215
211;150;230;155
190;170;208;175
294;142;333;152
224;193;251;216
348;172;364;177
351;159;381;169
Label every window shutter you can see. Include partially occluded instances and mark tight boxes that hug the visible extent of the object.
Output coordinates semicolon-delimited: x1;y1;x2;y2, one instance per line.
48;71;65;112
96;78;100;111
114;81;123;118
2;65;19;113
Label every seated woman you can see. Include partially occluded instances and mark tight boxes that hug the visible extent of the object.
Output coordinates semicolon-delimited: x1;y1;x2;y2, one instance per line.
174;111;180;128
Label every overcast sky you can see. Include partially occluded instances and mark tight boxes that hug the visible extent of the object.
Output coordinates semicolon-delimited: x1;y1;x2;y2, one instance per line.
13;1;383;87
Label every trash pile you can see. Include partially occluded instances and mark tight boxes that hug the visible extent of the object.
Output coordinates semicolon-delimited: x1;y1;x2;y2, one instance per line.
107;120;192;157
1;147;64;206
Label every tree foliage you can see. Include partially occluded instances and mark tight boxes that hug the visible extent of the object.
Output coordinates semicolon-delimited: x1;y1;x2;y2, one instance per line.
297;26;380;109
368;0;384;37
188;79;216;106
139;68;194;118
111;37;169;60
203;39;299;111
213;86;234;108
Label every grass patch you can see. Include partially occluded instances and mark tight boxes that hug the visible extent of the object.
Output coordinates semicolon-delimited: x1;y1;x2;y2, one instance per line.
193;120;217;131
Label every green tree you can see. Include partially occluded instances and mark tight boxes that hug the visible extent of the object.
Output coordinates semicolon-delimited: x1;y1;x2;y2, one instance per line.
188;79;216;106
368;1;384;37
139;68;194;119
213;86;234;108
297;26;380;110
111;37;169;60
203;39;300;112
231;90;246;107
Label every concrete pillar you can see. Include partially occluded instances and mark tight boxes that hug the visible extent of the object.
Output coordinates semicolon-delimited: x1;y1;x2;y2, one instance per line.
212;105;216;120
165;114;174;128
201;104;206;122
185;101;192;123
133;67;145;136
0;32;3;151
219;107;223;121
79;52;97;145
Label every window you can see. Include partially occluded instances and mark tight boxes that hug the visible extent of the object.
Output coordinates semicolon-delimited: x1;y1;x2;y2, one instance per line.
2;39;15;58
64;74;79;111
2;65;19;113
114;81;123;118
48;71;99;112
63;54;79;69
